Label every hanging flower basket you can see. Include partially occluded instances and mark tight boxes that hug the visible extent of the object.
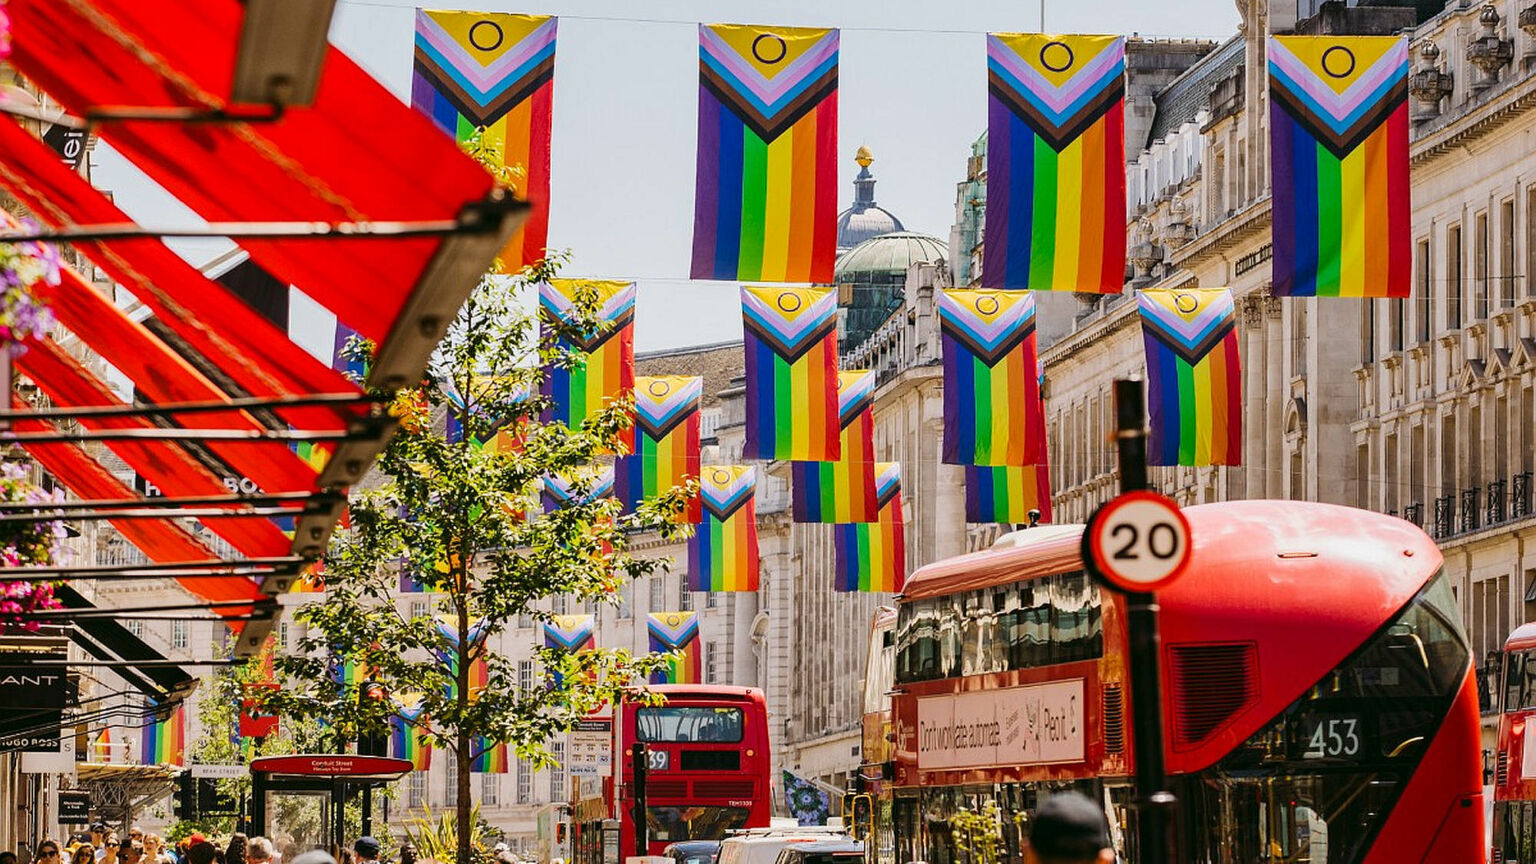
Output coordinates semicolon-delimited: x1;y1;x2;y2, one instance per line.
0;463;61;630
0;224;59;356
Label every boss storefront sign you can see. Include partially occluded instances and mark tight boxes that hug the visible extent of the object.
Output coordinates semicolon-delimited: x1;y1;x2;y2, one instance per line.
915;679;1086;771
0;652;67;752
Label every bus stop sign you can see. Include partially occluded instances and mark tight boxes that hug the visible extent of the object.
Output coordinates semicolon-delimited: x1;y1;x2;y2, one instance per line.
1083;490;1192;593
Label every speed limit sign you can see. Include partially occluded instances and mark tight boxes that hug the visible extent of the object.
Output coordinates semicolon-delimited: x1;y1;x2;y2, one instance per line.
1082;490;1192;592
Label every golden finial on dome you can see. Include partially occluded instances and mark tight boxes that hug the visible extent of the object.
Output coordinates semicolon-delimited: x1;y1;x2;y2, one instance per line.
855;145;873;168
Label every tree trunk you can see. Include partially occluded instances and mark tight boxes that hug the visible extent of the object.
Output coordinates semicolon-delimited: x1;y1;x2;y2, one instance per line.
456;601;472;864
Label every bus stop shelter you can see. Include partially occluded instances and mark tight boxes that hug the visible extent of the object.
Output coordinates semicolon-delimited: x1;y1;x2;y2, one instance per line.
249;755;411;857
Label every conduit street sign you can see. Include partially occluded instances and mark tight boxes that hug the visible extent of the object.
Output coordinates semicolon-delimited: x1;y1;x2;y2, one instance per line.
1083;490;1192;593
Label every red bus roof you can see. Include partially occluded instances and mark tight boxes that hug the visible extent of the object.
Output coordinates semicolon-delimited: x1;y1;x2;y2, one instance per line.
636;685;766;703
1506;622;1536;652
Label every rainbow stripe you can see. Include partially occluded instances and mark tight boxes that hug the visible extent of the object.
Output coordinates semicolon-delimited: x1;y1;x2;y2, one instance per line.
540;466;616;514
544;614;596;652
940;290;1045;465
689;466;759;591
1138;288;1243;466
140;704;185;766
741;286;839;460
965;465;1054;523
331;657;370;694
792;369;877;522
93;727;112;762
412;11;555;271
692;24;839;282
1270;36;1410;297
983;34;1125;292
832;462;906;593
540;280;637;450
470;736;508;773
616;376;703;523
647;611;702;684
391;699;432;771
444;376;532;453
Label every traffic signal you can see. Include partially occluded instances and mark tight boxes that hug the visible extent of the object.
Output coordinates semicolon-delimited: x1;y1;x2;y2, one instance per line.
171;772;194;820
555;823;567;845
846;794;873;842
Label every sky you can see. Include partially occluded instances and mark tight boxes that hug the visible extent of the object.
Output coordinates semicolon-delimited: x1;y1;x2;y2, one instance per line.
93;0;1241;353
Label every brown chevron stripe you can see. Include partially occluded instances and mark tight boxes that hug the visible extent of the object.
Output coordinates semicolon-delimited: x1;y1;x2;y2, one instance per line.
701;65;838;143
705;493;753;522
414;50;554;128
637;407;696;440
744;315;836;363
989;72;1124;152
543;308;634;354
941;318;1036;367
1142;317;1235;366
1269;77;1407;160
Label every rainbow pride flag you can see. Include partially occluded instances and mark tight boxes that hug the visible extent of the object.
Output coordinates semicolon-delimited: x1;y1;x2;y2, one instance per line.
792;369;877;522
689;466;759;591
391;699;432;771
983;34;1125;292
540;467;616;514
444;376;532;453
540;280;637;449
92;727;113;762
1138;288;1243;465
412;11;556;271
331;657;371;694
140;704;185;766
1269;36;1409;297
617;376;703;523
692;24;839;282
741;286;839;461
965;465;1054;523
832;462;906;593
647;611;702;684
940;290;1045;465
470;736;508;773
544;614;596;652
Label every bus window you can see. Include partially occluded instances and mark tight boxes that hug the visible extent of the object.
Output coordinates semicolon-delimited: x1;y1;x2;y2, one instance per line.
961;592;1003;676
1506;650;1526;713
938;599;964;678
1051;572;1102;664
636;707;744;743
896;601;942;683
1012;580;1052;669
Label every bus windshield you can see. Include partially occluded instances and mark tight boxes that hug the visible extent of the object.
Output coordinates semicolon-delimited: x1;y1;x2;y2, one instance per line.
637;706;744;742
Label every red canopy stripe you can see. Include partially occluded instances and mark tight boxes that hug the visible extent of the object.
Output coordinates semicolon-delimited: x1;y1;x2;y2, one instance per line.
13;398;263;621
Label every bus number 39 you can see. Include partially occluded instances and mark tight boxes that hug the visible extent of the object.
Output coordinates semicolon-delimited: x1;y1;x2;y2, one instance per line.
1305;718;1361;758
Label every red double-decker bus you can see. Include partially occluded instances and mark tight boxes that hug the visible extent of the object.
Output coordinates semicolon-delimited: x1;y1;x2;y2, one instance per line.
1492;622;1536;860
616;685;772;856
886;500;1482;864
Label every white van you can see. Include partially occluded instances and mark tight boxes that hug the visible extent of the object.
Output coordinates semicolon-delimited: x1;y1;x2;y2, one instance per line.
716;828;855;864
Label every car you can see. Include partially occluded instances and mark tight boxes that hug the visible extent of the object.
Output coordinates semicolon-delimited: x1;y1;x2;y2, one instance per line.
771;840;864;864
716;829;853;864
663;840;722;864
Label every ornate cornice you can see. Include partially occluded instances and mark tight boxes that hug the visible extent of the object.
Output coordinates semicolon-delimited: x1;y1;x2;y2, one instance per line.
1412;69;1536;165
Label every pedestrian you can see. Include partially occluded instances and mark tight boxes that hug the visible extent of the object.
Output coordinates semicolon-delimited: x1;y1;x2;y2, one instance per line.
98;836;121;864
122;843;143;864
350;838;380;864
35;840;62;864
184;841;218;864
72;845;95;864
225;834;247;864
143;835;170;864
1;850;18;864
396;844;415;864
245;838;273;864
127;831;143;850
1025;792;1116;864
89;826;107;856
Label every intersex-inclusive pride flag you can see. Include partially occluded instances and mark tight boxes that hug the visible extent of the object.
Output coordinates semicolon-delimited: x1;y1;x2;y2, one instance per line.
444;376;532;454
540;280;637;448
742;286;839;461
648;611;702;684
965;465;1054;524
1138;287;1243;466
391;698;432;771
832;462;906;593
692;24;839;283
983;34;1126;292
140;704;185;766
412;10;556;270
689;466;760;591
939;290;1045;465
540;467;616;514
792;369;877;523
617;376;704;523
471;736;509;773
544;614;596;652
1269;36;1410;297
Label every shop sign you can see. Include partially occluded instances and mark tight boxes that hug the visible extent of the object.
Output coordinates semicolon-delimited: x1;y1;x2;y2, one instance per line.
915;679;1085;771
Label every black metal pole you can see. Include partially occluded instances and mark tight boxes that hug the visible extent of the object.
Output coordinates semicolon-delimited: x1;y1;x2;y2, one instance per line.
631;742;649;856
1112;378;1174;864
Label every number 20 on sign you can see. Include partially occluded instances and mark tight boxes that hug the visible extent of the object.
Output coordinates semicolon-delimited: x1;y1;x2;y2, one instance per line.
1083;490;1192;593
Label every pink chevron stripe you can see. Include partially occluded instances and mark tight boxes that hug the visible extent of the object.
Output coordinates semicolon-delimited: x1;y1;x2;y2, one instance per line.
938;292;1035;343
540;282;637;323
986;36;1124;115
741;288;837;343
1139;294;1235;341
636;377;703;424
700;27;839;104
1268;38;1407;122
839;370;875;412
417;16;557;92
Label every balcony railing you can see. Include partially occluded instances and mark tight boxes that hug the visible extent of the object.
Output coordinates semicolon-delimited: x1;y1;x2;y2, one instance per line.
1488;478;1508;526
1434;495;1455;539
1461;487;1482;533
1516;472;1533;519
1402;501;1423;528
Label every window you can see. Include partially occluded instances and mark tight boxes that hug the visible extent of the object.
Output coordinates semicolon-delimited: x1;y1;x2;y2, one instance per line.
1389;296;1404;353
409;600;429;620
553;594;569;615
171;620;189;650
706;591;719;609
1291;301;1308;375
680;582;693;612
1501;198;1515;310
407;772;426;808
518;660;534;692
1360;299;1375;364
617;583;632;619
649;578;665;614
645;807;751;843
1448;224;1463;330
1416;239;1432;343
481;772;500;806
126;619;144;639
550;740;566;801
518;611;533;629
446;760;459;806
635;707;744;742
1528;187;1536;297
705;641;718;683
1476;212;1490;320
516;760;532;803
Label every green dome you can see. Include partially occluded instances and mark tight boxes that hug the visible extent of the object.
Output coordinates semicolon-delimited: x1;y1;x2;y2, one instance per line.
834;231;948;279
834;231;948;349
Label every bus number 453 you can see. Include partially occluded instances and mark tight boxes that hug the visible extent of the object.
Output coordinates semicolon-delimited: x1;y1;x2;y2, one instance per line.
1304;717;1361;759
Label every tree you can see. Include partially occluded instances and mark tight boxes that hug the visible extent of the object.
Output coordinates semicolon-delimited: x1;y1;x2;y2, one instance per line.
260;256;688;863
